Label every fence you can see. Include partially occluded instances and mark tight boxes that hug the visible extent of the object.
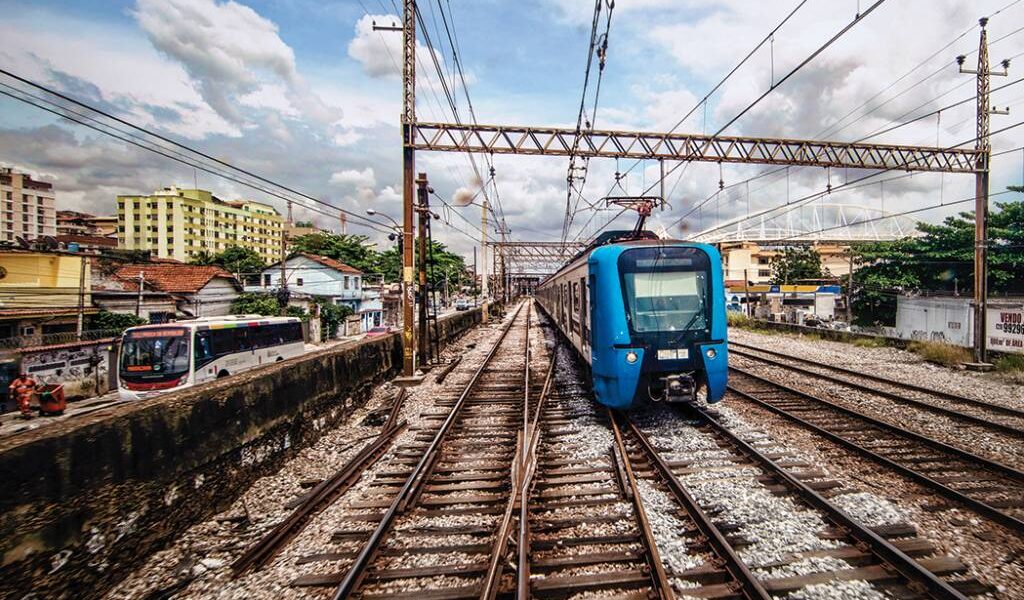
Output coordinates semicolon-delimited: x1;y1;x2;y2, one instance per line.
0;329;123;351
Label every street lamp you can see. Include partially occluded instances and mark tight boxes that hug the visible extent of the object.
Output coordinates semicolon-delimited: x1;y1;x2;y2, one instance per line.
366;208;401;231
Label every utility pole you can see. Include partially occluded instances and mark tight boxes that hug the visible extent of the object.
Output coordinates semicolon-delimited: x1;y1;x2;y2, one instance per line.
846;252;854;325
743;268;750;318
480;197;489;322
473;246;478;307
372;4;416;375
136;273;144;318
416;172;430;364
75;255;87;340
958;17;1010;364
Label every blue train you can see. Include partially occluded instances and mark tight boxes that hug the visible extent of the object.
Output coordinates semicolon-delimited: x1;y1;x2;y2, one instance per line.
535;233;727;409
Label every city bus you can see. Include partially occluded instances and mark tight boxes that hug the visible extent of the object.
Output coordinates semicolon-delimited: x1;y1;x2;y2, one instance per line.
118;315;305;400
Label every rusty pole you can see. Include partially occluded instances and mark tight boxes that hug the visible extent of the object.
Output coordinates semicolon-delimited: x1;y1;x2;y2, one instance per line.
400;0;417;375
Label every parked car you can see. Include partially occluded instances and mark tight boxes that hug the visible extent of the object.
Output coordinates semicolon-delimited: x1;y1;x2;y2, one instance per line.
454;299;470;311
365;326;392;337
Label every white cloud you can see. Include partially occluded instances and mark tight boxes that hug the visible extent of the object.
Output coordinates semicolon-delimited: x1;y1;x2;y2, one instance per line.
348;14;404;79
133;0;342;127
330;167;376;189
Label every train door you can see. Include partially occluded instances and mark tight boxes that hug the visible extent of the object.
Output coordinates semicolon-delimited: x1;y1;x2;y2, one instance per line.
580;276;589;350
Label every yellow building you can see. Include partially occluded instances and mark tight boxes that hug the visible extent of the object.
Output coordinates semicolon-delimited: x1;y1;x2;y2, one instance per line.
0;250;94;340
117;187;284;264
718;241;852;284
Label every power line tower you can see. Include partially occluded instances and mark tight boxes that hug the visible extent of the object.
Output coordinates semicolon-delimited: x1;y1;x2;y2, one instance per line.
958;17;1010;364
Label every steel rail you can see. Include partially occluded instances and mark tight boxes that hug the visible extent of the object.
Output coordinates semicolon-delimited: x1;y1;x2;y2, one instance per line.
730;346;1024;438
728;341;1024;420
689;404;969;599
516;351;556;600
480;304;532;600
621;417;771;600
608;411;674;600
729;366;1024;535
230;420;406;577
331;301;528;600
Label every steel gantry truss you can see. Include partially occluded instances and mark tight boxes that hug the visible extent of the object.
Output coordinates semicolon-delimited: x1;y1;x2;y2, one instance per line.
493;241;587;275
411;122;981;173
388;0;998;379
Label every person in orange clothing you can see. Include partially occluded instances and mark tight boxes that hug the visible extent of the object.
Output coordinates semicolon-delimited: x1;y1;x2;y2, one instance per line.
8;372;38;419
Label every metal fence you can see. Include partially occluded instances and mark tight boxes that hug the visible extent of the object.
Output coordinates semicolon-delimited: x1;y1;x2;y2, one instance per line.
0;329;123;351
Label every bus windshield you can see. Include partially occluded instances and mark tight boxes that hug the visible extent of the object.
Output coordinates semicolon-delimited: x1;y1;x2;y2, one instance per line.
120;328;191;381
619;247;710;334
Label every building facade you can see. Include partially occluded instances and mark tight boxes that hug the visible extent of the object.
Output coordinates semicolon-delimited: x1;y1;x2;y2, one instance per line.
0;168;57;243
243;253;383;332
57;210;117;237
718;241;853;285
0;250;94;343
117;187;284;264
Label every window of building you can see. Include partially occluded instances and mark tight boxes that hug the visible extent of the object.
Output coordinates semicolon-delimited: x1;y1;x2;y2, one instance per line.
4;192;10;200
758;269;771;277
21;194;29;201
37;197;44;205
344;275;350;290
22;224;29;232
263;273;271;287
296;278;304;286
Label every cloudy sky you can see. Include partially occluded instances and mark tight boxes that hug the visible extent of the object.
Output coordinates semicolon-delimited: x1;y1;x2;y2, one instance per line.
1;0;1023;262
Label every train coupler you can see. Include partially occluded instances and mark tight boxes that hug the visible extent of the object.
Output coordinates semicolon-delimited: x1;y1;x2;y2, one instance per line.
661;373;697;404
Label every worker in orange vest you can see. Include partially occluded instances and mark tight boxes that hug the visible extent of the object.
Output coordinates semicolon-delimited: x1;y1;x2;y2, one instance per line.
8;372;38;419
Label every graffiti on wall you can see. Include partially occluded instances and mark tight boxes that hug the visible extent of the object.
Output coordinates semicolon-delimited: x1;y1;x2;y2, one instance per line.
21;343;114;398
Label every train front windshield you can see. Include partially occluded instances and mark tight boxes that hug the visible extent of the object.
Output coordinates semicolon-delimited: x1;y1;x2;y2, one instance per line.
620;248;710;333
120;328;191;382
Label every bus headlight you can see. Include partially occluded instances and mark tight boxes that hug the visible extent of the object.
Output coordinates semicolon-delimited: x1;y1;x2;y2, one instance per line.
625;351;639;364
705;348;717;359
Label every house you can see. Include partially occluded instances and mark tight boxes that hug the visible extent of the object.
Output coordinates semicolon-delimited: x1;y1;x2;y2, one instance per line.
0;250;97;346
244;253;383;332
113;262;242;318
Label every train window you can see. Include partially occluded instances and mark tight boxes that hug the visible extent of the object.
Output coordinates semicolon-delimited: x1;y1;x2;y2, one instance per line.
572;282;580;313
580;276;589;344
618;247;711;334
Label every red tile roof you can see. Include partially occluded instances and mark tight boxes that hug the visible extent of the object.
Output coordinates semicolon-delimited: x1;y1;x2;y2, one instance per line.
56;234;118;247
298;253;362;274
114;264;239;294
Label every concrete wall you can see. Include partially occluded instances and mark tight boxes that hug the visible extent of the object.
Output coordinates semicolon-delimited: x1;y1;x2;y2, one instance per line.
894;296;972;347
20;339;117;400
0;306;486;599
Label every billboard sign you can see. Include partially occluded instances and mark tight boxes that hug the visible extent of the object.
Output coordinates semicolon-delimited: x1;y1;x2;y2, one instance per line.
988;305;1024;355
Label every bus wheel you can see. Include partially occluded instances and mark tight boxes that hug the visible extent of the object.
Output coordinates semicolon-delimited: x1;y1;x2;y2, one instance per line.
217;370;230;379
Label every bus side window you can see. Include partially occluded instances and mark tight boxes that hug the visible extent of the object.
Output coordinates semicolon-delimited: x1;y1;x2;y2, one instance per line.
195;331;213;364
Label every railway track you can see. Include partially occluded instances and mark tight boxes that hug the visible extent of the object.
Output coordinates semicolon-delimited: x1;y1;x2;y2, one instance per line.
730;341;1024;440
316;301;541;598
728;366;1024;537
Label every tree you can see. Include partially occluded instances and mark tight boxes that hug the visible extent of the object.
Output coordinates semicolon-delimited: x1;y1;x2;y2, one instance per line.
231;293;281;316
317;301;354;340
294;220;315;228
290;233;379;273
769;246;826;284
191;245;267;278
87;310;146;333
851;199;1024;326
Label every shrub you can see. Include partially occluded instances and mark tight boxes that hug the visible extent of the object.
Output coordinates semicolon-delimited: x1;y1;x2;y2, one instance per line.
994;354;1024;373
852;337;888;348
907;341;971;366
727;312;753;328
87;310;146;333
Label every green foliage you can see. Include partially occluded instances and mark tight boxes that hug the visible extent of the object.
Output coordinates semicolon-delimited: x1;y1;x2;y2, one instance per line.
770;246;826;284
284;306;310;322
290;233;379;274
994;353;1024;373
851;201;1024;326
87;310;146;333
294;220;315;228
316;301;354;340
190;245;266;277
231;292;281;317
852;336;888;348
726;311;753;328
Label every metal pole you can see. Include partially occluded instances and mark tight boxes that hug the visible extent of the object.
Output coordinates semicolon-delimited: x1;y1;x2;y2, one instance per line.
417;172;430;363
401;0;417;376
847;252;854;325
744;268;750;318
136;273;144;318
76;255;87;340
481;198;489;322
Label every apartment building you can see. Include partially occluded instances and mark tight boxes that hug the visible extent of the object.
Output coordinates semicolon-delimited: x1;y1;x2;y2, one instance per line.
718;240;852;285
117;186;284;264
57;210;118;237
0;167;57;243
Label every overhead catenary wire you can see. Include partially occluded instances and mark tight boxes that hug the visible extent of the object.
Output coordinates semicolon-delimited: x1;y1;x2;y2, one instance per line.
0;69;401;237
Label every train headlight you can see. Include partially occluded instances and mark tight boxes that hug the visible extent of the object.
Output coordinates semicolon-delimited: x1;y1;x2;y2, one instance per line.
705;348;717;360
625;351;639;364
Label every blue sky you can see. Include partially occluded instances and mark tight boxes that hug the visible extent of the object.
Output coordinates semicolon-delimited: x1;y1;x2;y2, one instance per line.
1;0;1023;259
